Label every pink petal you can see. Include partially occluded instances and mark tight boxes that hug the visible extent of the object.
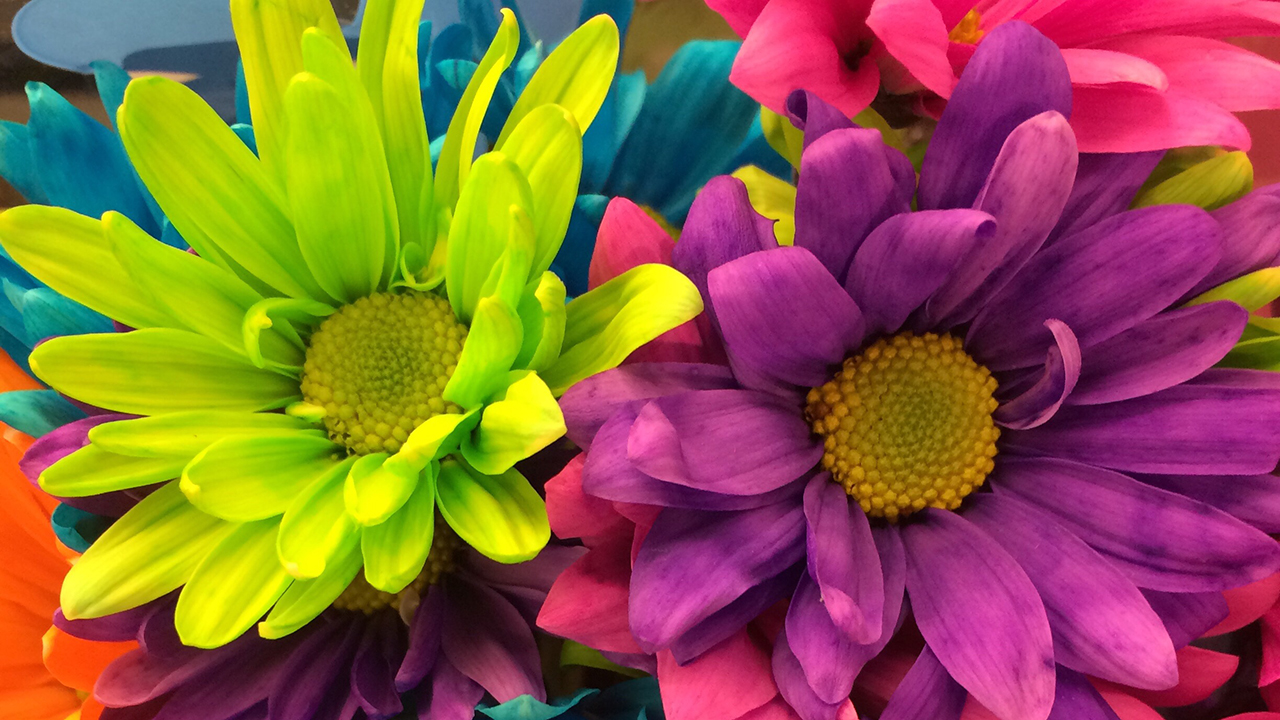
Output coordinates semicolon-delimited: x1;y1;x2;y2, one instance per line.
976;0;1072;26
658;630;778;720
867;0;958;96
1261;604;1280;686
1100;646;1238;707
1060;48;1168;89
706;0;773;36
1034;0;1280;46
544;454;628;541
1210;571;1280;636
739;698;807;720
1095;688;1163;720
1070;85;1250;153
536;534;645;655
1096;35;1280;112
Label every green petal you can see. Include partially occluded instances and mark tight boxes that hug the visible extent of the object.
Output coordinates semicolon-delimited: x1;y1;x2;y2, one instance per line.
395;409;480;468
498;104;582;279
445;152;535;322
175;518;294;648
542;263;704;394
278;456;359;579
732;165;795;246
434;8;519;213
118;76;329;301
283;70;394;302
260;531;361;639
461;371;565;475
344;452;419;526
181;434;342;522
1133;151;1253;211
243;296;334;369
362;464;436;592
230;0;345;178
1187;267;1280;312
61;481;234;619
392;241;444;292
30;329;301;415
435;459;548;563
88;411;317;458
1223;335;1280;371
493;14;619;147
104;211;303;369
761;107;802;169
514;271;566;372
0;205;174;330
443;296;523;409
40;445;188;497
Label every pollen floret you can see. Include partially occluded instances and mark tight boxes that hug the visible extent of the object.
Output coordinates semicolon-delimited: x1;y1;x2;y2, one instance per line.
806;332;999;522
301;291;467;455
333;522;461;614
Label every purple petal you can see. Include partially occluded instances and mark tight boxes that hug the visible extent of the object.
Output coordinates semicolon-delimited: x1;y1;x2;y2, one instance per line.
965;494;1176;689
785;90;855;148
993;457;1280;592
879;646;967;720
919;22;1071;212
785;571;864;704
463;544;583;599
902;508;1055;720
96;641;224;706
793;128;911;282
351;611;406;717
994;319;1080;430
22;412;139;516
709;246;865;390
441;577;544;703
560;363;737;449
1140;589;1229;649
630;502;806;652
772;628;852;720
847;209;996;335
267;619;364;720
1047;667;1122;720
416;657;485;720
1138;472;1280;533
968;205;1222;370
1069;302;1248;406
54;601;156;642
628;389;823;496
670;563;801;664
152;639;291;720
804;476;883;644
396;585;445;692
1005;382;1280;475
1045;151;1163;246
1191;185;1280;295
926;111;1079;327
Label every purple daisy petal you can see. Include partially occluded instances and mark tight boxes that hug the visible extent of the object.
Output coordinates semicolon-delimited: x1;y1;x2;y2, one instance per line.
993;319;1081;430
846;209;996;336
803;476;883;645
1140;589;1229;649
152;639;290;720
966;494;1176;690
415;657;485;720
1069;301;1248;406
54;600;156;642
671;563;802;664
396;585;445;692
918;22;1071;212
22;412;139;516
1138;472;1280;533
630;502;806;652
993;457;1280;592
772;627;854;720
901;508;1055;720
793;129;911;283
785;89;855;148
785;571;866;705
1045;151;1163;246
1191;185;1280;296
879;646;967;720
441;576;544;703
968;205;1222;370
1048;667;1122;720
267;619;364;720
351;611;406;717
709;245;865;390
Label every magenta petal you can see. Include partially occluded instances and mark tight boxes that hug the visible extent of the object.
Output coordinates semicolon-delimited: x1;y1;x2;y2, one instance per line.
919;22;1071;212
709;246;865;389
785;572;862;704
1070;302;1248;406
1047;151;1163;245
803;476;883;644
396;585;445;692
966;494;1177;690
1069;85;1250;154
1139;473;1280;534
1035;0;1280;52
1194;185;1280;296
993;457;1280;593
351;612;406;717
1141;589;1229;649
659;630;778;720
671;564;802;663
968;205;1222;370
772;627;853;720
847;209;995;335
441;578;544;703
879;646;967;720
630;502;806;652
1060;48;1168;90
866;0;956;97
993;319;1080;430
1048;667;1124;720
417;657;484;720
901;508;1055;720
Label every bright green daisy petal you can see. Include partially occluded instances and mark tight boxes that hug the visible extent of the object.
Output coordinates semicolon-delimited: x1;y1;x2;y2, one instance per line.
542;263;704;394
396;409;479;468
0;205;174;330
443;296;523;409
260;531;361;639
1133;151;1253;211
1222;335;1280;371
392;241;444;292
61;481;234;619
88;411;317;458
460;371;564;475
175;518;294;649
278;456;359;579
181;434;342;522
362;464;436;592
493;14;619;148
30;329;301;415
1188;266;1280;312
242;296;334;370
514;271;566;373
344;451;419;526
118;76;329;302
40;445;188;497
732;165;796;246
499;104;582;279
435;459;548;563
761;106;803;169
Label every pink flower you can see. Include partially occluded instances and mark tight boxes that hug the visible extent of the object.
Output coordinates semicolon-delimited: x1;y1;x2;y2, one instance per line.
707;0;1280;152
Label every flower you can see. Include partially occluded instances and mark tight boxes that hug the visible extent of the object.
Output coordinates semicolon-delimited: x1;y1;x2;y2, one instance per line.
0;0;702;651
478;678;663;720
557;21;1280;720
707;0;1280;152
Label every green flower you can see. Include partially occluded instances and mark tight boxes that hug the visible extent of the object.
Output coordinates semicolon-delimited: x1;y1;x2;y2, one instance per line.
0;0;701;649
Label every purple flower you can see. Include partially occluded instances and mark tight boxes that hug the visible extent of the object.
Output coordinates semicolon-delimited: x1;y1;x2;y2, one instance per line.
561;21;1280;720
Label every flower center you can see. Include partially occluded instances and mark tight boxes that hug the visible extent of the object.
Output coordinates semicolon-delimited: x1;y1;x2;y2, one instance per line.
948;9;985;44
333;522;461;614
805;332;999;522
301;291;467;455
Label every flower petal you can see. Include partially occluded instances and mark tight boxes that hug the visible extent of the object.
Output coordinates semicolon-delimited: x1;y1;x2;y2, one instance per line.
785;571;863;704
260;533;362;639
442;577;544;702
89;411;315;459
866;0;956;96
39;444;186;498
361;466;437;593
182;434;342;522
658;630;777;720
276;457;359;579
436;459;549;563
804;476;883;644
1047;151;1163;244
461;371;565;475
1140;589;1228;649
993;319;1080;430
879;646;966;720
1139;472;1280;534
1069;85;1249;154
538;533;642;655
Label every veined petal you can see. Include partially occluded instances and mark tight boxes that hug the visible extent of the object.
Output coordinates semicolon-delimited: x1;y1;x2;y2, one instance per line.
40;444;187;497
362;465;437;592
30;329;301;415
444;296;525;410
1190;266;1280;312
396;409;481;469
88;411;317;458
1133;151;1253;211
436;459;549;563
732;164;797;246
499;104;583;281
514;271;567;373
261;531;361;639
542;263;704;395
461;371;565;475
277;456;359;579
344;452;420;526
61;482;234;619
181;433;343;522
175;518;294;648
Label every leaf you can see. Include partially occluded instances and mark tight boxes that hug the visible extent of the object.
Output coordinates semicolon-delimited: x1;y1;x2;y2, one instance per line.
435;459;548;563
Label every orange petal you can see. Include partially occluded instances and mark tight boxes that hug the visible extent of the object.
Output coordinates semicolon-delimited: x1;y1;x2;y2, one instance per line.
42;627;136;694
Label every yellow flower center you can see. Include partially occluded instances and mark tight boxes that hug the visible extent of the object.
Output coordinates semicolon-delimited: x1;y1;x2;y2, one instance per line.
949;9;985;44
333;522;461;614
805;333;999;522
301;291;466;455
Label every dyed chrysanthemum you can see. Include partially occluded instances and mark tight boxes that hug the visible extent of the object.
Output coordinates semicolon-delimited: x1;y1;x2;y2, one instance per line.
0;0;701;651
557;22;1280;720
